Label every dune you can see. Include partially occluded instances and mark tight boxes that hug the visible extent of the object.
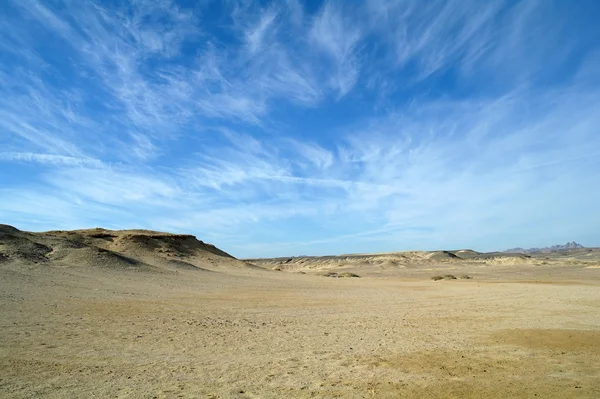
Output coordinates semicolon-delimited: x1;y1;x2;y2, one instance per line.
245;248;543;276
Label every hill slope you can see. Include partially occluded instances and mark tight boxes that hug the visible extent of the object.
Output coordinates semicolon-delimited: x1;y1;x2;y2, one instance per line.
0;224;250;272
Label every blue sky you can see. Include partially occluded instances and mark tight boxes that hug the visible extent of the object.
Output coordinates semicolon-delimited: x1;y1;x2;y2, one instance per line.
1;0;599;258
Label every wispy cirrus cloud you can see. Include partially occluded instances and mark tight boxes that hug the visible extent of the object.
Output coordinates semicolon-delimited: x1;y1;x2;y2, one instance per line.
0;152;106;168
310;1;362;96
1;0;599;257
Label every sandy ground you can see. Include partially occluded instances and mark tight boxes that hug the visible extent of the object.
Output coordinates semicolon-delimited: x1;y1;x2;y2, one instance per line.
1;226;599;398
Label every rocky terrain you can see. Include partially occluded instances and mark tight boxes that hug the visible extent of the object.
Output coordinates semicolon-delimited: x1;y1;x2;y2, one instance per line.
505;241;585;254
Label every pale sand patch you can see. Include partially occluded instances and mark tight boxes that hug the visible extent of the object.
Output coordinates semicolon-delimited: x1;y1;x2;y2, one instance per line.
2;265;600;398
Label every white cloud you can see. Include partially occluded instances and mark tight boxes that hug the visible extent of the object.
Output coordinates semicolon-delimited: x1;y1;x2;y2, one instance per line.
0;152;106;168
1;0;599;257
310;1;361;96
244;8;278;54
286;139;334;170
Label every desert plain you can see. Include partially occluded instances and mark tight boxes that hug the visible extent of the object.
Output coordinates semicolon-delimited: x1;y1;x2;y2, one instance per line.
1;224;599;398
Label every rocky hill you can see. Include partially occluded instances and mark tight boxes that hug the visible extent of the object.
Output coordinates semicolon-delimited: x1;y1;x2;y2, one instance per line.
504;241;584;254
0;224;252;272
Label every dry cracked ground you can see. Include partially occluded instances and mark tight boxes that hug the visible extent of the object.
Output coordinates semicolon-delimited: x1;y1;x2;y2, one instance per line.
1;224;599;398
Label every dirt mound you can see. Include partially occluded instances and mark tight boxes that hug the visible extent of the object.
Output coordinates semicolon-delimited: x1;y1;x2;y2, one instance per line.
247;248;544;275
451;249;481;259
0;225;239;273
0;228;52;264
427;251;460;260
471;252;531;261
0;224;23;236
44;229;234;259
48;245;155;271
321;272;360;278
106;232;234;259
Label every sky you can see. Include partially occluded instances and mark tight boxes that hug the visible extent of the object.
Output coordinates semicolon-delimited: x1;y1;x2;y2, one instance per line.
1;0;599;258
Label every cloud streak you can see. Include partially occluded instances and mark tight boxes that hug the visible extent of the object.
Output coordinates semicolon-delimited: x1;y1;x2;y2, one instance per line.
1;0;599;257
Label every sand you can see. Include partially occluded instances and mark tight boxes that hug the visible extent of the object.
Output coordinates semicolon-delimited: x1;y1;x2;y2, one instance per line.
1;225;599;398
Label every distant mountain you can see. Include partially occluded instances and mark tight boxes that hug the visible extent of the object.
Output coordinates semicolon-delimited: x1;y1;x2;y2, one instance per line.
504;241;584;254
